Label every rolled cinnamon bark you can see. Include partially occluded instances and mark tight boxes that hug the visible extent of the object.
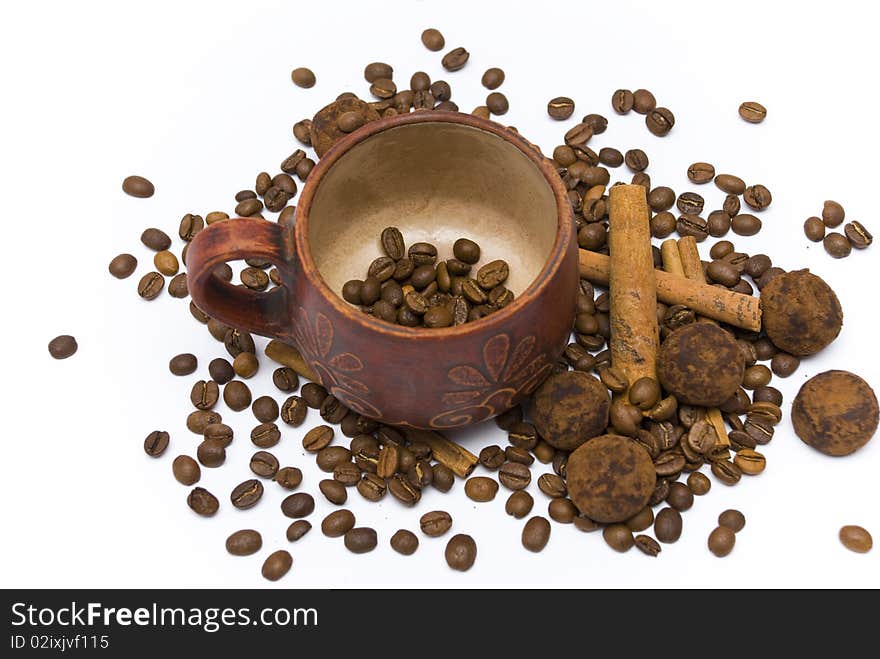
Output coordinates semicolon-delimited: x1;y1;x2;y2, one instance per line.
403;427;478;478
660;239;686;276
608;185;659;390
578;250;762;332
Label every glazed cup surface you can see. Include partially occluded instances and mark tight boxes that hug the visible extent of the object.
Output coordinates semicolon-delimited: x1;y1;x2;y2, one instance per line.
187;111;577;429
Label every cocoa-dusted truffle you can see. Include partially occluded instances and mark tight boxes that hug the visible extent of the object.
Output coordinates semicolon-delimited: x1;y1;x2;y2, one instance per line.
760;269;843;356
657;323;744;407
530;371;610;450
566;434;655;523
792;370;878;456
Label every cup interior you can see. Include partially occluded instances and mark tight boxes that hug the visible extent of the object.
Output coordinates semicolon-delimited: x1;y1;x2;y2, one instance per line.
306;119;559;300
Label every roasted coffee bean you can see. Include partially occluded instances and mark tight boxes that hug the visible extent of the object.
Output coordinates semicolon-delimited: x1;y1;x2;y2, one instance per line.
167;353;196;376
648;186;675;212
844;221;872;248
520;516;551;552
189;380;218;410
316;446;352;474
187;487;219;516
290;66;315;88
247;422;279;449
235;197;263;217
686;471;711;496
445;534;477;571
122;175;154;198
420;510;453;537
580;114;607;135
172;455;200;485
820;199;845;227
611;89;634;114
824;232;852;258
464;476;498;502
408;242;438;267
633;534;661;557
505;490;534;519
385;530;419;558
137;271;164;299
333;461;361;486
597;147;623;168
353;473;384;501
406;460;433;489
654;507;683;543
441;46;469;71
711;460;742;485
477;445;505;471
321;510;356;538
240;267;269;291
300;383;328;409
284;520;311;543
707;210;732;237
261;550;293;581
196;438;226;468
475;260;509;289
646;107;675;136
687;162;715;184
203;423;232;447
280;396;307;426
839;525;873;553
299;426;333;455
769;352;798;378
534;473;565;498
275;467;303;492
546;96;575;120
625;148;649;172
564;123;593;148
486;92;509;115
363;61;392;83
628;377;660;410
281;493;315;519
387;472;421;505
376;226;406;260
369;78;397;100
651;211;676;238
508;421;539;450
205;211;230;225
143;430;169;457
624;506;654;532
548;497;578;523
337;110;366;133
226;529;262;556
738;101;766;123
731;213;762;236
733;449;766;475
317;479;346;505
232;352;258;379
167;273;188;298
603;524;635;552
743;184;772;211
742;364;772;390
186;410;221;435
677;214;708;240
292;118;312;145
248;450;280;478
677;192;704;215
498;462;531;490
708;526;736;557
610;399;643;437
666;482;694;511
341;527;376;554
431;463;454;493
109;253;138;279
230;479;263;510
632;89;656;114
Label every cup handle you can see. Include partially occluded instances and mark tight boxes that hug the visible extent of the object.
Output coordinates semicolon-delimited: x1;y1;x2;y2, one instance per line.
186;218;293;338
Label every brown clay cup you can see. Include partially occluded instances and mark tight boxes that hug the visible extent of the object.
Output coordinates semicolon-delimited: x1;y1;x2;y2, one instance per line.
187;111;576;429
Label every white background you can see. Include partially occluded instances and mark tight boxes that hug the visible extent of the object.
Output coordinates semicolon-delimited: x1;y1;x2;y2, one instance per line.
1;0;878;588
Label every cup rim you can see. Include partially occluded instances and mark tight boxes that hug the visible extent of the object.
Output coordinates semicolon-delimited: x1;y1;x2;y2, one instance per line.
294;110;573;339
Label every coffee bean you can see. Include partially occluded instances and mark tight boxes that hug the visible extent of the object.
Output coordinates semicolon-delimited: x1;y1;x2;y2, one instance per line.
650;211;676;238
822;200;845;227
226;529;262;556
297;384;327;411
122;175;154;198
279;395;307;426
272;522;306;548
821;231;852;258
442;534;476;571
711;460;742;485
109;253;137;279
646;107;675;136
731;213;762;236
611;89;634;114
344;527;378;554
442;47;469;71
201;424;231;449
624;149;649;172
464;476;498;502
687;162;715;184
743;185;773;211
548;96;575;120
142;430;169;457
516;516;551;552
137;272;164;300
187;379;217;410
632;88;656;114
140;228;171;251
45;333;77;360
187;487;218;516
261;550;292;581
498;462;531;491
281;492;315;519
738;101;766;123
475;259;509;289
230;479;263;510
621;507;652;533
714;510;746;536
196;437;226;467
486;92;509;115
684;471;710;496
676;192;704;215
333;461;361;486
499;490;534;521
417;510;452;538
186;410;221;435
314;479;345;506
172;455;200;485
705;526;736;557
603;524;635;552
839;525;873;553
270;466;300;492
654;507;683;543
246;422;278;449
390;529;419;555
547;497;577;524
205;211;229;225
844;221;872;249
316;446;352;473
321;509;356;538
248;450;280;479
291;67;315;88
292;118;312;145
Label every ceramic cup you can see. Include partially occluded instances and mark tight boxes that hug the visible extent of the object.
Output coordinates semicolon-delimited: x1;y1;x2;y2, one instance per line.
187;111;577;429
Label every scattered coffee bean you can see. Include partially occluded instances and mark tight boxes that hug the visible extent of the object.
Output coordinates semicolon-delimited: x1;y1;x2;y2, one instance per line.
845;221;872;249
632;89;656;114
262;550;292;581
548;96;575;120
646;107;675;136
420;510;453;537
686;471;711;495
141;228;171;251
743;184;772;211
286;520;312;542
708;526;736;557
230;479;263;509
48;335;77;359
249;451;280;479
839;525;873;553
465;476;498;502
187;487;218;516
122;175;155;198
718;509;746;532
505;490;534;519
391;529;419;555
421;28;445;51
442;47;469;71
738;101;767;123
322;509;356;538
822;200;845;227
731;213;762;236
172;455;200;485
654;507;683;543
109;254;137;279
603;524;635;552
486;92;509;115
226;529;262;556
281;492;315;518
824;232;852;258
143;430;169;457
291;67;315;88
445;534;477;571
521;516;552;552
344;527;378;554
687;162;715;184
319;479;347;505
611;89;634;114
137;272;164;300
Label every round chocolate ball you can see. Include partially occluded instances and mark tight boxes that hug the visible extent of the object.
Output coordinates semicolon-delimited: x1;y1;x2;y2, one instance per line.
761;269;843;356
566;435;656;523
792;370;878;456
657;323;744;407
531;371;610;450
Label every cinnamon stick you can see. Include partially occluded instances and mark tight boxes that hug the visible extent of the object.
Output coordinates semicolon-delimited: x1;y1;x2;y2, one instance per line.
675;237;731;448
403;428;478;478
608;185;658;389
660;239;685;276
578;249;762;332
265;339;319;382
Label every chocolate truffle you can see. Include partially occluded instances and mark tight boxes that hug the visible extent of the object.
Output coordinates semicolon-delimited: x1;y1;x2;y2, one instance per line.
531;371;611;450
566;435;656;523
760;269;843;356
657;323;744;407
792;370;878;456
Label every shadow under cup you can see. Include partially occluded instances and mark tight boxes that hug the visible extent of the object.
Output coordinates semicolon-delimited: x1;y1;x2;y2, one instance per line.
306;120;560;299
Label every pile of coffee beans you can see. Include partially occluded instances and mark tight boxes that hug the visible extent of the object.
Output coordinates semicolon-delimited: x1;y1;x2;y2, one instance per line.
87;25;878;579
342;228;513;327
803;200;872;257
